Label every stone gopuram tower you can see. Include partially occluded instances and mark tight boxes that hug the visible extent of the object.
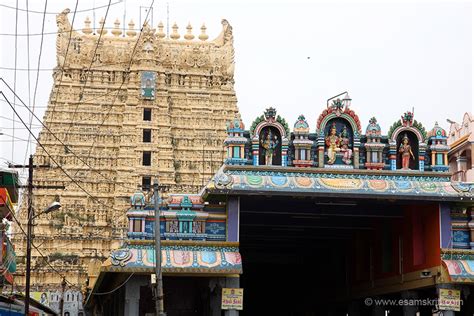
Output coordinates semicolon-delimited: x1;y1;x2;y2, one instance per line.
12;9;239;308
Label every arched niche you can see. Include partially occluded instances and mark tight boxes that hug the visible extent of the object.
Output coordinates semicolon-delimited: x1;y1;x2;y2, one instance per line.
259;126;282;166
396;130;419;170
250;108;290;166
323;118;354;166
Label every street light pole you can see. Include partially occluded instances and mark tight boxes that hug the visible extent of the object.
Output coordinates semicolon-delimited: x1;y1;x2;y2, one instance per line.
8;155;63;316
24;156;33;316
153;179;165;316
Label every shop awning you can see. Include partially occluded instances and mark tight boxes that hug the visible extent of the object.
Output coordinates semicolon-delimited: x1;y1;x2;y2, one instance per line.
0;188;14;220
102;244;242;275
442;259;474;283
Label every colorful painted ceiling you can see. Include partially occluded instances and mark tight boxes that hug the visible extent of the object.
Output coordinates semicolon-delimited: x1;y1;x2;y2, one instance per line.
204;165;474;201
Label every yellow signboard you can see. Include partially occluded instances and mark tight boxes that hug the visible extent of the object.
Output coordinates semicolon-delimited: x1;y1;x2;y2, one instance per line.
222;288;243;310
439;289;461;311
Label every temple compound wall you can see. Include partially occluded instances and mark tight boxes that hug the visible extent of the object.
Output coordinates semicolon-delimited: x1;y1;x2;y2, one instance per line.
11;9;239;315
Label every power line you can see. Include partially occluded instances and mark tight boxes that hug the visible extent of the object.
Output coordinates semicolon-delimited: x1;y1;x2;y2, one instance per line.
69;0;155;197
90;273;134;296
0;26;143;37
12;0;19;161
48;0;79;122
0;60;131;71
1;91;133;216
24;0;33;158
0;78;139;193
63;0;113;139
0;0;123;15
0;115;42;127
0;195;77;289
28;0;49;158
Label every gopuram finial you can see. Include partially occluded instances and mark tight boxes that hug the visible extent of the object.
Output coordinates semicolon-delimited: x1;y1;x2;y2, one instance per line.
184;23;195;40
170;22;180;40
199;24;209;41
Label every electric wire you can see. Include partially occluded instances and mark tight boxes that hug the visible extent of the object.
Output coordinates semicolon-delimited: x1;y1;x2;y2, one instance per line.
0;115;42;127
48;0;79;121
0;60;131;71
0;195;77;289
68;0;155;199
90;273;134;296
0;1;123;15
0;78;142;193
1;91;134;215
0;26;143;37
25;0;32;155
63;0;113;138
27;0;49;160
12;0;19;161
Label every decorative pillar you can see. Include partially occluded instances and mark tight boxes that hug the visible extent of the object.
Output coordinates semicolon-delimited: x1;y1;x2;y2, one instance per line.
225;277;240;316
124;276;148;316
418;143;426;171
252;140;259;166
389;142;397;171
227;196;240;242
451;207;471;249
457;155;467;173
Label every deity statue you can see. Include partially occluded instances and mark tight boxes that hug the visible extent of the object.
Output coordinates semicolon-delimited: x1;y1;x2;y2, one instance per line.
325;123;340;164
142;78;154;98
339;126;353;164
260;130;279;166
399;134;415;170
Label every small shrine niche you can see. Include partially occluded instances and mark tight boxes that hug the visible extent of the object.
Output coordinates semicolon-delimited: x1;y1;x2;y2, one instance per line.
224;114;248;165
427;122;449;172
292;115;313;167
396;131;419;170
259;126;282;166
250;108;289;166
316;93;362;169
388;110;427;171
140;71;156;100
364;117;385;170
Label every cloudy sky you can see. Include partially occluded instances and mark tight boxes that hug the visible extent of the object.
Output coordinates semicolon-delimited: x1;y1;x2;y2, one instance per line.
0;0;472;170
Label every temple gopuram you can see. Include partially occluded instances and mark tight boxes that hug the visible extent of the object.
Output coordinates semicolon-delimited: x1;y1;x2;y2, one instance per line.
12;9;238;316
87;95;474;315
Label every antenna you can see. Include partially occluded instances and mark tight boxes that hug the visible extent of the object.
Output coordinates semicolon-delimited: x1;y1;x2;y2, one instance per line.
166;2;170;38
122;0;126;36
93;0;96;34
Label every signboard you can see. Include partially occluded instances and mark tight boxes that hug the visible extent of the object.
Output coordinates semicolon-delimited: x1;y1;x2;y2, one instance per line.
221;288;243;310
439;289;461;311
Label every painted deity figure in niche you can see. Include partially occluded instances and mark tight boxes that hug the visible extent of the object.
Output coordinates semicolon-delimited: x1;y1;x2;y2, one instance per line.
339;126;353;164
399;134;415;170
141;71;156;99
260;130;279;165
325;123;340;164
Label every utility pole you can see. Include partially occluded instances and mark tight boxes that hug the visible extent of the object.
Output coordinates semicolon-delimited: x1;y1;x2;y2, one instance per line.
25;155;33;316
60;276;66;315
153;179;165;316
9;155;64;316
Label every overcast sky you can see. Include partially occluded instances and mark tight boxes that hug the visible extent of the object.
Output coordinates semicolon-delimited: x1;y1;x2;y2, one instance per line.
0;0;472;171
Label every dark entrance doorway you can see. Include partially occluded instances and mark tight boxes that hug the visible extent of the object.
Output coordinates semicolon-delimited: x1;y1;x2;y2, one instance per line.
238;195;404;316
162;277;211;316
